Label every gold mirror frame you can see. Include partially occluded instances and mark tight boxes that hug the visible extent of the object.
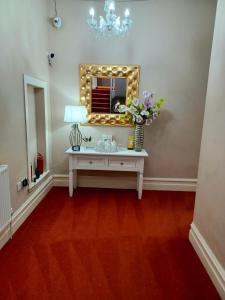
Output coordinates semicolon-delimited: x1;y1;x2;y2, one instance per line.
79;64;140;126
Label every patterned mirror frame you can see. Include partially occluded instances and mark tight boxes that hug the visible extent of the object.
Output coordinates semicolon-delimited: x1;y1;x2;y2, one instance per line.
79;64;140;126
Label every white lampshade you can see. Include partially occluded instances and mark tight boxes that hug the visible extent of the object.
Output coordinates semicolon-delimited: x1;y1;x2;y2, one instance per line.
64;105;88;123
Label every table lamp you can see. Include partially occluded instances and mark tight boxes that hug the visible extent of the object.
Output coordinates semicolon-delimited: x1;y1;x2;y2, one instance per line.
64;105;90;151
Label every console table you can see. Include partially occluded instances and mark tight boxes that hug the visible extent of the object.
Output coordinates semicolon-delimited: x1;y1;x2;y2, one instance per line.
65;147;148;199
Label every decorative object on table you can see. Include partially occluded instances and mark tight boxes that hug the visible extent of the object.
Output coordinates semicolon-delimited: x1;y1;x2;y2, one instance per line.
127;130;135;150
134;124;144;152
96;139;105;152
87;0;132;37
116;91;165;152
111;140;117;152
64;105;91;151
95;135;118;153
102;134;112;143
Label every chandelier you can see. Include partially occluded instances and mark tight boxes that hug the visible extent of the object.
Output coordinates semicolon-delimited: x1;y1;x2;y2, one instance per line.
87;0;132;37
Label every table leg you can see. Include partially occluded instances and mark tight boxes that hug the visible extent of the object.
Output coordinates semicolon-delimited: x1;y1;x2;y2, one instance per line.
136;172;139;191
138;172;143;200
74;169;77;189
69;169;73;197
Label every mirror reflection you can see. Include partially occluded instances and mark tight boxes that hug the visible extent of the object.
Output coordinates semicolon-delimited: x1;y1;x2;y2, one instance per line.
91;77;127;114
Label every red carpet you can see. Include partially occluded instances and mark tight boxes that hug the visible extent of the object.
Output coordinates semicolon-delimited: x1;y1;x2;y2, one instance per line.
0;187;220;299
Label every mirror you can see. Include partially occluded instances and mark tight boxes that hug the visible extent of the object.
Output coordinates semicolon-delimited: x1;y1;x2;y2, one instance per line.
91;77;127;114
80;64;140;126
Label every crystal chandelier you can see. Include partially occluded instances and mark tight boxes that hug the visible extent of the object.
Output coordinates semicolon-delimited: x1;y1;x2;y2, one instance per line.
87;0;132;37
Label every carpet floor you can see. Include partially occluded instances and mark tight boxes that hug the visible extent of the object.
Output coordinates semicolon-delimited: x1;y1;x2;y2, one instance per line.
0;187;220;300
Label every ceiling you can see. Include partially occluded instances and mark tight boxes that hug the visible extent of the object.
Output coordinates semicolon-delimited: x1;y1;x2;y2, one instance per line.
80;0;149;2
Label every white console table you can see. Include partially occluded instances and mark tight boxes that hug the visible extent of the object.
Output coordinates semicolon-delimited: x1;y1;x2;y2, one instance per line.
65;147;148;200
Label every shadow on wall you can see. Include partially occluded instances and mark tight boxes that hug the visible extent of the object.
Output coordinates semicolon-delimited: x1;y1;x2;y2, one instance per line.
145;109;174;142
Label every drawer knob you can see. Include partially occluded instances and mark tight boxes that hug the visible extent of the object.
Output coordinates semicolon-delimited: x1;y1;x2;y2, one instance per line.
89;161;93;164
120;162;124;166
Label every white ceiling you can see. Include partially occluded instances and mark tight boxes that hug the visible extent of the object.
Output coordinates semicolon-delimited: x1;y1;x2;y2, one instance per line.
80;0;150;2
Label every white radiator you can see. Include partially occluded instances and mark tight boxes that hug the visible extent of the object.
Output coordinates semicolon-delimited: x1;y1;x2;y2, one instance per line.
0;165;11;232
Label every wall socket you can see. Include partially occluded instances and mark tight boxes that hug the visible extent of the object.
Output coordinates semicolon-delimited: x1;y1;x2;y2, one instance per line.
17;178;28;192
17;181;22;192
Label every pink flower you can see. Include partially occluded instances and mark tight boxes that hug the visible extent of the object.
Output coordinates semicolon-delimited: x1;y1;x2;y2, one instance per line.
135;116;144;124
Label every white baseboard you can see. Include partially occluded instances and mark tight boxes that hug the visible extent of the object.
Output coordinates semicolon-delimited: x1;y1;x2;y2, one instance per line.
189;223;225;299
144;177;197;191
53;174;197;192
0;224;11;251
0;175;53;250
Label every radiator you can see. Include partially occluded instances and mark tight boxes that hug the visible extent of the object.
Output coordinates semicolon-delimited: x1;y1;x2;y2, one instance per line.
0;165;11;232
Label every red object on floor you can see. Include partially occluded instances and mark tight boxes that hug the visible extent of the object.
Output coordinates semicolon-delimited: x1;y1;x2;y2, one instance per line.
0;187;220;300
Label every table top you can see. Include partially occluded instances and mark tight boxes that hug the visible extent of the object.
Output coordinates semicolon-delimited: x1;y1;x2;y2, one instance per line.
65;147;149;158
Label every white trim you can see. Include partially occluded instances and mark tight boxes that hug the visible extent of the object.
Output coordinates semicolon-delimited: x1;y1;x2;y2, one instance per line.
53;174;197;191
144;177;197;191
189;223;225;299
54;174;136;189
0;224;11;251
28;170;50;192
0;175;53;250
23;74;50;189
53;174;69;187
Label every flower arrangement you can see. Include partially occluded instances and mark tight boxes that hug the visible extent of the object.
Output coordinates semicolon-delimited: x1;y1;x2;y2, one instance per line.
115;91;165;125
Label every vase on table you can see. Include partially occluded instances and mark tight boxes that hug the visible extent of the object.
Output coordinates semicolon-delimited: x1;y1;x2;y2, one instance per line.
134;124;144;152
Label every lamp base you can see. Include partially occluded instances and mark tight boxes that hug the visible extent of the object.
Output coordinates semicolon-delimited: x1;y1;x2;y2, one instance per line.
72;145;80;151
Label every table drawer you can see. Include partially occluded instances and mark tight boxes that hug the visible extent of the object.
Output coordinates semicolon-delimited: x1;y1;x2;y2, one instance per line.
76;156;106;168
108;158;137;169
